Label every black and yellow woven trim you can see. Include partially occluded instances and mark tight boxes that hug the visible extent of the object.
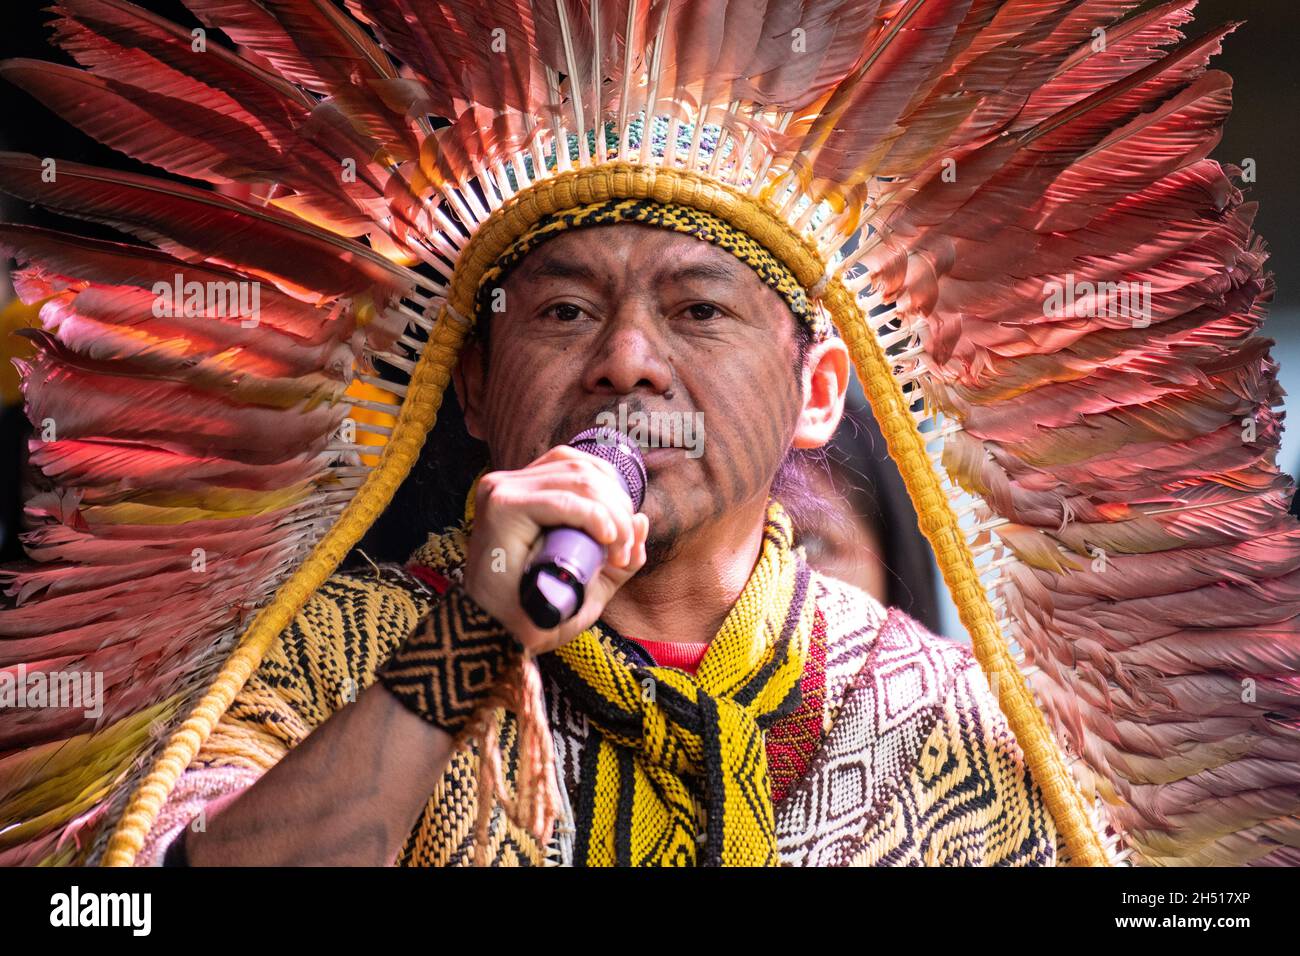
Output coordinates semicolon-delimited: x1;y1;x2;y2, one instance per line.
377;584;522;741
472;197;833;341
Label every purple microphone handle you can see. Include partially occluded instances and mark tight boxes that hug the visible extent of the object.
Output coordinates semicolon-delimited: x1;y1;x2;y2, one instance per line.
519;427;647;630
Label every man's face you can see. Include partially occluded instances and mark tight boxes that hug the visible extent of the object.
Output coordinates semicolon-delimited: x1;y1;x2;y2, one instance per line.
458;222;808;565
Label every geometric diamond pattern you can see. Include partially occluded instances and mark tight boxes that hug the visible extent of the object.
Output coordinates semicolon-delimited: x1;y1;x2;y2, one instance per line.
775;605;1059;866
377;584;519;739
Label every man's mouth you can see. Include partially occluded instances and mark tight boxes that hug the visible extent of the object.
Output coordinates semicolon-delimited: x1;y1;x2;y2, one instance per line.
588;404;707;460
639;444;686;463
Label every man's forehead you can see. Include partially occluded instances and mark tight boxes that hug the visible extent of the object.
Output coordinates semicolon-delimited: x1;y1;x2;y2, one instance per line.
513;223;755;288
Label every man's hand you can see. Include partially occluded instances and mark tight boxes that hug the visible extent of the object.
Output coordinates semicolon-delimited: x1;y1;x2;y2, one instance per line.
463;444;650;654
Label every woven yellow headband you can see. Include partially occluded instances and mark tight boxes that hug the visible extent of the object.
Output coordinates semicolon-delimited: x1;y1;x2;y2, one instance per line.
471;196;835;341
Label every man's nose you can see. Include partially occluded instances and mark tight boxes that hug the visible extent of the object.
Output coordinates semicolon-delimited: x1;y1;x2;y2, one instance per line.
582;305;674;396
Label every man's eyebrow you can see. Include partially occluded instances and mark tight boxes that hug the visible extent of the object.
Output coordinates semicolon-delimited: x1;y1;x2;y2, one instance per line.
525;257;602;283
656;260;744;284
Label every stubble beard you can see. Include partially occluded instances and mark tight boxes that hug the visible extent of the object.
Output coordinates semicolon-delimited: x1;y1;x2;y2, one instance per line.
643;527;684;572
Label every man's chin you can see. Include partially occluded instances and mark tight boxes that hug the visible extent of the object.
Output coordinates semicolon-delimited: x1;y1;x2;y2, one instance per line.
643;531;682;572
637;491;711;572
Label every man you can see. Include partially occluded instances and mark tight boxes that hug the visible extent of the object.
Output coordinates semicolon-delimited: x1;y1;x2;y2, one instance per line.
139;216;1064;867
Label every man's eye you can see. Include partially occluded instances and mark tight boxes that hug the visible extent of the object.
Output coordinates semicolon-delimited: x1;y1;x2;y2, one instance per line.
685;303;721;321
547;303;584;321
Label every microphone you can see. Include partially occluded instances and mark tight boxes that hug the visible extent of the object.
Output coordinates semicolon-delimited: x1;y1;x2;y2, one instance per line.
519;426;647;630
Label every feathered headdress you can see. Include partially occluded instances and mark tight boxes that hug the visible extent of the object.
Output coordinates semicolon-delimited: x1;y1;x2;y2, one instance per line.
0;0;1295;868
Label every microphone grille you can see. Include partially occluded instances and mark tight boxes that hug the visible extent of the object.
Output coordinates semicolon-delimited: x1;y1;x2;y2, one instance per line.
568;426;647;511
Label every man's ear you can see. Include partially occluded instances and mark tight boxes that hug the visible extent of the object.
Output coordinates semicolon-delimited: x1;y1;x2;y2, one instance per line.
792;336;851;449
452;335;488;440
